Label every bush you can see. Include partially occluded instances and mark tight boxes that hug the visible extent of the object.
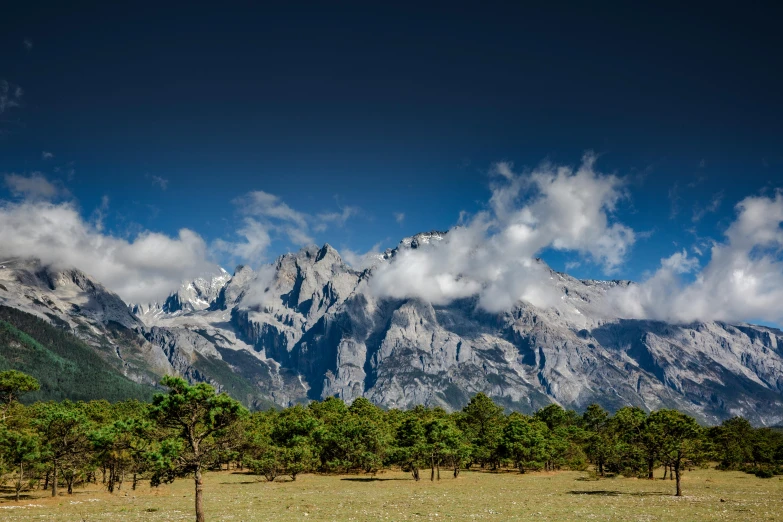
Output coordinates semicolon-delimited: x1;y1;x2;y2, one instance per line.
754;468;774;479
247;456;281;482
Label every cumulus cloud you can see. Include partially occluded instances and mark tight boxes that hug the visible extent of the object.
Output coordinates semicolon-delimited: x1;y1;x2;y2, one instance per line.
0;200;219;303
608;191;783;324
4;173;68;201
660;249;700;274
369;153;635;311
214;218;271;261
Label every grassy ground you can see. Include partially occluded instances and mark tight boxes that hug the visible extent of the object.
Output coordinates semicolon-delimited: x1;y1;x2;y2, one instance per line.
1;467;781;521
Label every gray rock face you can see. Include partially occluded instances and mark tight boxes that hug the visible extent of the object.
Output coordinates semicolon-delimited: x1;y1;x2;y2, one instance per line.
224;239;783;424
131;269;231;320
0;259;171;385
3;234;783;424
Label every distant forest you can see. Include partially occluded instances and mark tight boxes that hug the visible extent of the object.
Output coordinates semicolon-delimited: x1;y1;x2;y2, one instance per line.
0;305;155;403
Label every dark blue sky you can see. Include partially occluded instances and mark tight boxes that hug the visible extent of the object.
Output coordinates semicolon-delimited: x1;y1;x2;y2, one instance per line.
1;2;782;282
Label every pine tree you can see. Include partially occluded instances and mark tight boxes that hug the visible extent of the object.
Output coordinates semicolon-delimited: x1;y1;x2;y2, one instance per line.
150;376;246;522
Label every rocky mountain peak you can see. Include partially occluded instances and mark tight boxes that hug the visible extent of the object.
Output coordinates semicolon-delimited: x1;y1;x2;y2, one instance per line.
3;239;783;425
1;259;140;330
401;230;448;249
378;230;450;262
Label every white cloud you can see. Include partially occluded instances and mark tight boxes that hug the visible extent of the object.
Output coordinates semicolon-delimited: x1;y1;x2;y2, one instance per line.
150;175;169;190
0;81;23;114
235;191;309;229
369;153;635;311
23;39;32;51
219;191;361;261
341;242;384;271
608;191;783;324
4;173;67;201
213;218;271;262
91;195;110;232
236;264;278;308
0;200;218;303
692;191;723;222
660;249;699;274
42;151;54;160
214;192;312;257
668;182;681;218
316;206;358;228
394;212;405;224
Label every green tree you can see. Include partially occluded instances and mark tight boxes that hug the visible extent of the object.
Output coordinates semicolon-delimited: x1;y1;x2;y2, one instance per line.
424;414;467;480
30;401;92;496
459;394;504;468
0;370;39;420
609;406;647;477
344;398;392;472
544;426;571;471
309;397;350;471
500;413;548;473
639;411;666;479
90;417;155;492
710;417;755;469
650;409;706;496
150;376;247;522
750;427;783;469
269;405;320;480
244;411;284;481
393;411;429;481
582;404;611;475
535;404;576;431
0;426;41;501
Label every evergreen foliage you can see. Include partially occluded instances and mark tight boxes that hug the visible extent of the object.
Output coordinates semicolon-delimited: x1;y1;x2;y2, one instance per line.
0;369;782;521
0;306;155;403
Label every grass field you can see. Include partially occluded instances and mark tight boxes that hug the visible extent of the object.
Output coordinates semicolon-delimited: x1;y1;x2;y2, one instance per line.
1;468;781;521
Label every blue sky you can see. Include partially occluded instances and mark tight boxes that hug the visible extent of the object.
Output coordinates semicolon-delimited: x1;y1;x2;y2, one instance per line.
1;3;782;317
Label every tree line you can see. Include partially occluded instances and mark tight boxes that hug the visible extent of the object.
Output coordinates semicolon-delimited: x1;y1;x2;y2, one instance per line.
1;370;782;522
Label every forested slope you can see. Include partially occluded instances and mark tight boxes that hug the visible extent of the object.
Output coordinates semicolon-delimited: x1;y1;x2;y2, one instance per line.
0;305;156;403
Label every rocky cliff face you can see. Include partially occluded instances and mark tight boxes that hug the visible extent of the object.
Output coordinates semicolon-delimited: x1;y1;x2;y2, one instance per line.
2;232;783;424
137;232;783;424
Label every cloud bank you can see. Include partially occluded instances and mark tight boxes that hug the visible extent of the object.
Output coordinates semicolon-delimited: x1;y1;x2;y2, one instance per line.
0;199;218;304
4;172;68;201
608;192;783;324
2;158;781;327
0;174;362;304
369;154;636;312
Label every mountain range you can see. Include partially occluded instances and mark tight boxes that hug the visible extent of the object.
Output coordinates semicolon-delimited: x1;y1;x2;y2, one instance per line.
1;231;782;425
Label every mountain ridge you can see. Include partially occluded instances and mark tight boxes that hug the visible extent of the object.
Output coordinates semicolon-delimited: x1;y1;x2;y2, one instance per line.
1;233;782;424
